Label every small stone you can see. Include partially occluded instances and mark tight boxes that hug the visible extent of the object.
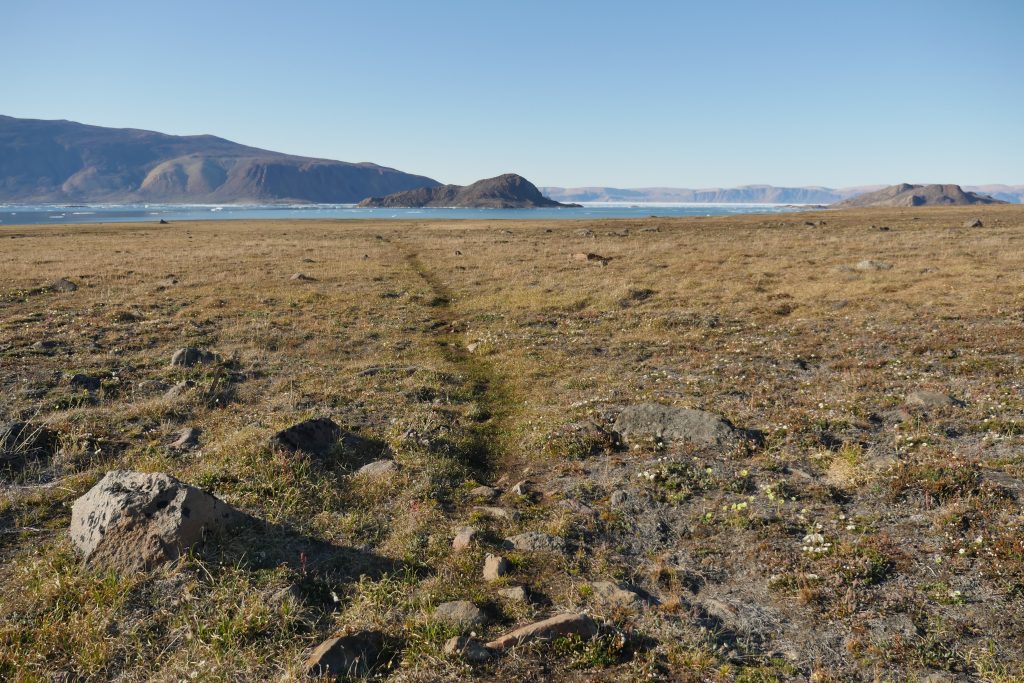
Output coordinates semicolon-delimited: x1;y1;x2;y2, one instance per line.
170;427;200;451
571;252;610;265
452;526;478;551
589;581;644;610
485;613;598;651
270;417;342;457
443;636;492;663
433;600;488;630
855;259;893;271
497;586;529;602
609;490;628;506
474;506;515;520
905;390;957;410
67;373;102;391
170;347;218;367
963;218;983;228
470;485;499;501
163;380;196;399
355;459;398;478
305;630;384;678
466;342;480;353
290;272;316;281
50;278;78;292
504;531;567;553
510;480;531;497
483;554;510;582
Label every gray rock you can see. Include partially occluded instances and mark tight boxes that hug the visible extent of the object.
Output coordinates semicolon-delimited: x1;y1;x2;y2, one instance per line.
469;485;499;501
443;636;492;662
67;373;102;391
905;390;958;410
50;278;78;292
452;526;477;551
474;506;516;520
613;403;739;448
355;459;398;478
270;417;342;457
485;613;597;651
290;272;316;282
855;259;893;271
497;586;529;602
483;554;510;582
504;531;567;553
170;427;200;451
163;380;196;399
963;218;983;228
69;470;242;571
434;600;489;630
305;630;384;678
589;581;644;610
170;347;218;367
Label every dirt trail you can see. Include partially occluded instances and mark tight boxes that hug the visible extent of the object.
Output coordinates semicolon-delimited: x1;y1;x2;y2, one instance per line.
400;249;520;480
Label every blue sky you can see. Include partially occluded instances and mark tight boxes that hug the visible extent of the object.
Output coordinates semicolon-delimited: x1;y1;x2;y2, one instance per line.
2;0;1021;187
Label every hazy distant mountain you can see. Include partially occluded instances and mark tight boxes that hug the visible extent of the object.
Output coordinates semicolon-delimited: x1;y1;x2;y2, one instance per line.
831;183;1006;208
0;115;439;203
966;184;1024;204
541;185;884;204
543;184;1023;204
359;174;578;208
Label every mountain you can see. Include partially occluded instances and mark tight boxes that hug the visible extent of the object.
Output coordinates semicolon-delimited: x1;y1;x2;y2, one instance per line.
541;185;885;204
831;183;1006;208
0;115;439;203
358;174;579;208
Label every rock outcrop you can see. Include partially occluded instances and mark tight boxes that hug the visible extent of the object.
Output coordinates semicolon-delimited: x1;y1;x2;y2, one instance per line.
358;174;579;209
831;184;1005;208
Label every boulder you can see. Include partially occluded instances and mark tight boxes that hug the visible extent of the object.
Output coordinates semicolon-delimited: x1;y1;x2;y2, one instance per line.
613;403;739;448
170;347;218;367
290;272;316;282
963;218;983;228
483;554;510;582
433;600;489;630
504;531;567;553
305;630;384;678
571;252;611;265
469;485;499;501
485;613;598;651
67;373;102;391
69;470;242;571
270;417;343;457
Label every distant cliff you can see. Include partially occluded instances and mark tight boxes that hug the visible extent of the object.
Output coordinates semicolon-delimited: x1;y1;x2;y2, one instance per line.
359;174;579;208
540;185;882;204
831;184;1006;208
0;115;439;203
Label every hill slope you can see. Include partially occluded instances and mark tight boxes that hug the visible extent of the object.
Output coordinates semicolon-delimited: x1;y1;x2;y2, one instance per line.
0;115;439;203
832;183;1006;208
358;174;578;208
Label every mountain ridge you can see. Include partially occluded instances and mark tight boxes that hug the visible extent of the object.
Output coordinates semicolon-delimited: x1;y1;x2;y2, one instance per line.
0;115;439;203
831;183;1006;208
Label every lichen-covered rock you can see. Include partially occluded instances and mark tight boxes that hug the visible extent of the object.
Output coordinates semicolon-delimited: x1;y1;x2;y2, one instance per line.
613;403;739;448
70;470;241;571
504;531;567;554
433;600;489;630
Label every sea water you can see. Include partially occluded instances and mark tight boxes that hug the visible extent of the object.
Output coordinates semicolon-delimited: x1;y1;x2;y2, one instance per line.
0;202;810;226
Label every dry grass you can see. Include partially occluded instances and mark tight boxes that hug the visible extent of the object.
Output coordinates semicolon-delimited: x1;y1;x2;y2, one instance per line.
1;206;1023;681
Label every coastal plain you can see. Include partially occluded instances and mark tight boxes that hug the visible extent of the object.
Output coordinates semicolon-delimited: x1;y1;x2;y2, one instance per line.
2;206;1023;681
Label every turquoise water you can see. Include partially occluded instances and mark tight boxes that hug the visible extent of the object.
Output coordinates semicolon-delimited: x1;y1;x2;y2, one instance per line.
0;202;811;226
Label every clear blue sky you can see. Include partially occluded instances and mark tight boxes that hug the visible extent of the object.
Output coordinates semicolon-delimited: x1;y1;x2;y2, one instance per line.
3;0;1021;188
